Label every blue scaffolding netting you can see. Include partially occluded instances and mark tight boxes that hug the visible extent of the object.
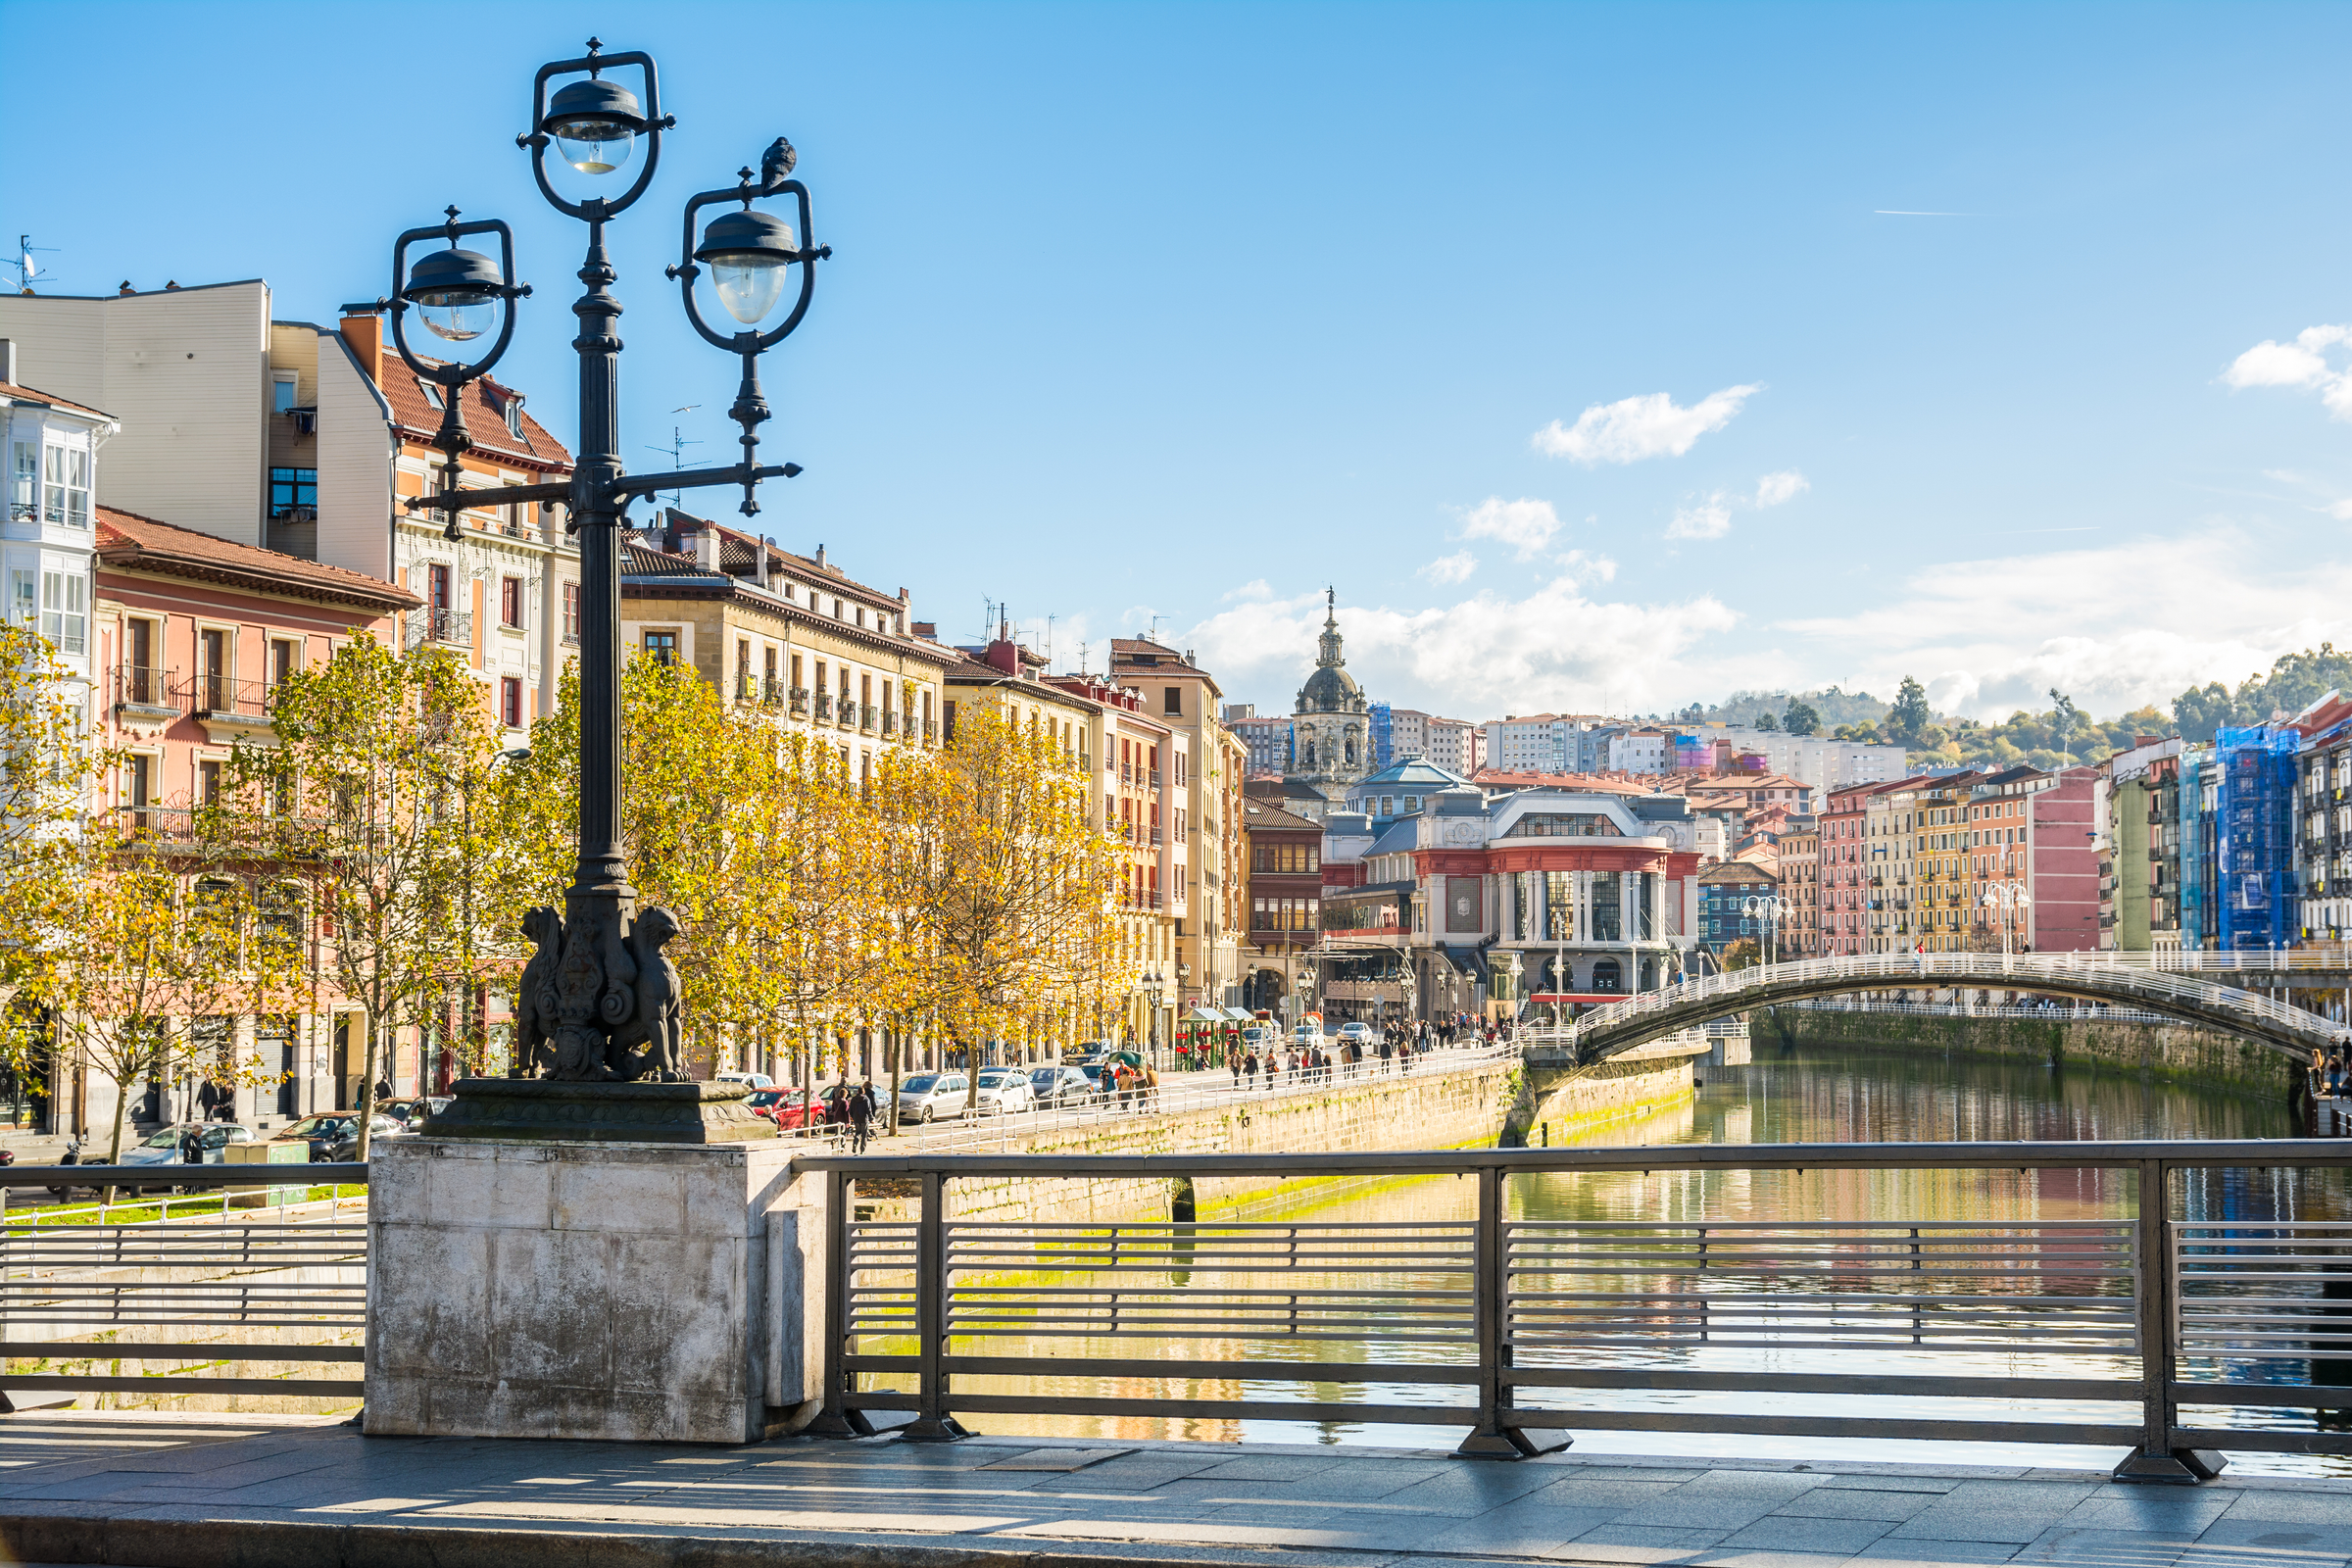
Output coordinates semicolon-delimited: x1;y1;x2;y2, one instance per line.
2213;724;2299;952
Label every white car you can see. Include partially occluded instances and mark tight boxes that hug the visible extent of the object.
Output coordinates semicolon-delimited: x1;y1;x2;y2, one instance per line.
1291;1024;1326;1051
972;1069;1036;1116
897;1073;971;1123
1335;1022;1374;1045
117;1123;256;1189
713;1071;774;1091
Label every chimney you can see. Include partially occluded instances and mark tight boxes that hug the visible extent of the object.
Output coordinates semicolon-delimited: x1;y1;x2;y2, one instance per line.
696;527;722;570
756;534;771;589
339;312;383;389
911;621;938;641
1185;650;1196;666
118;281;134;296
0;339;15;386
814;543;827;569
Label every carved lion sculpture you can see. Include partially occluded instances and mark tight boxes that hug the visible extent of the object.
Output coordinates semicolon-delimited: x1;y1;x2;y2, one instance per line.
611;906;686;1082
514;906;565;1077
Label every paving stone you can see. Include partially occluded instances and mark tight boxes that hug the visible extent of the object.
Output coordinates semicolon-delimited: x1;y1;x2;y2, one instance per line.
2013;1524;2198;1568
2220;1493;2352;1525
1720;1514;1899;1555
2053;1495;2237;1535
1773;1489;1942;1522
1851;1542;2027;1566
1415;1505;1627;1557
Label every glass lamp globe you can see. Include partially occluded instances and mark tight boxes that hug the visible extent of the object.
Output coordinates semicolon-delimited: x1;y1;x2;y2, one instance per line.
546;76;646;176
694;208;800;325
402;246;506;342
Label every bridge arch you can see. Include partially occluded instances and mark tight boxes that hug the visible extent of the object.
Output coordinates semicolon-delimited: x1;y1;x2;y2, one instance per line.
1544;953;2341;1069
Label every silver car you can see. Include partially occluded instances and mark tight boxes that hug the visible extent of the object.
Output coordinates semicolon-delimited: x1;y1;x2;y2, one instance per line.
972;1069;1035;1115
896;1073;971;1123
1029;1065;1098;1107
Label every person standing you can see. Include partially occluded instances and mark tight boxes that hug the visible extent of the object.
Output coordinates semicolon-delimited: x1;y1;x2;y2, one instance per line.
1230;1048;1244;1090
848;1081;874;1153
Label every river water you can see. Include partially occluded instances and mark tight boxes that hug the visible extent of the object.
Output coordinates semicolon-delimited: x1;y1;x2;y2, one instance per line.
921;1043;2352;1472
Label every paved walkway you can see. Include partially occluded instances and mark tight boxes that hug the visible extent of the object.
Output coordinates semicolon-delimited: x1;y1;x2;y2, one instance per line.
1;1412;2351;1568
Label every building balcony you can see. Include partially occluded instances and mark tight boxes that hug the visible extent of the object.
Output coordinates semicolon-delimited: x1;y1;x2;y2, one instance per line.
860;705;879;733
882;709;900;737
789;686;811;715
561;628;581;648
407;608;472;651
191;674;270;722
838;703;857;730
923;719;938;745
1150;769;1162;791
111;664;181;721
814;693;834;721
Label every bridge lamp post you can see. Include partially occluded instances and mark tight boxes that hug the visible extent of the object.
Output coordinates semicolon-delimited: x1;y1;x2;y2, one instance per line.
1741;895;1792;967
1981;883;2032;959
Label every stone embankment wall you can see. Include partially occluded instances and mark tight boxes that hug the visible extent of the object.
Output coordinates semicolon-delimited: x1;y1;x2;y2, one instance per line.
1503;1040;1708;1147
1754;1007;2302;1099
857;1049;1698;1229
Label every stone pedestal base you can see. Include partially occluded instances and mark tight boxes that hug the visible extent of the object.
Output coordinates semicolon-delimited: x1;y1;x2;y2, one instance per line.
364;1138;826;1444
421;1077;766;1144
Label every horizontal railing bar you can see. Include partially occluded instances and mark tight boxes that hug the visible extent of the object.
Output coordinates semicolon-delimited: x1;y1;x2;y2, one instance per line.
894;1393;1475;1423
1511;1410;2144;1445
2172;1426;2352;1455
934;1354;1479;1384
0;1165;368;1188
811;1139;2352;1176
0;1343;364;1361
1502;1368;2141;1398
0;1376;364;1395
2173;1383;2352;1405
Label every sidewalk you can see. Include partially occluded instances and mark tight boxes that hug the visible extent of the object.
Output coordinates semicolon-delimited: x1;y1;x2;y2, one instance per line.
1;1411;2350;1568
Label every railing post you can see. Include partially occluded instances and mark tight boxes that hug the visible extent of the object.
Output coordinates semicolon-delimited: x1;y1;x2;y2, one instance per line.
2114;1158;2223;1484
902;1168;968;1441
1454;1160;1558;1459
804;1168;872;1438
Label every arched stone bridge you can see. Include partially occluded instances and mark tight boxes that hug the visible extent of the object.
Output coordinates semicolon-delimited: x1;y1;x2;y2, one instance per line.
1522;952;2344;1070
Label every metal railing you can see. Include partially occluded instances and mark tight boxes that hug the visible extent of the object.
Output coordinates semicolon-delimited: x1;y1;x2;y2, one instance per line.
111;664;179;714
800;1139;2352;1477
0;1162;368;1405
406;608;471;650
1781;996;2178;1025
1567;952;2344;1062
189;673;270;719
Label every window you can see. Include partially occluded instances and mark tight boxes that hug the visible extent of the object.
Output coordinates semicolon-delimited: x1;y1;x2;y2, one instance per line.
199;759;221;808
417;377;443;410
126;755;151;817
1164;685;1182;716
44;445;90;527
500;676;523;728
41;570;84;654
562;581;580;643
8;441;33;522
8;568;30;626
643;630;678;665
428;563;452;612
500;576;524;628
268;638;296;689
199;627;226;709
272;374;299;414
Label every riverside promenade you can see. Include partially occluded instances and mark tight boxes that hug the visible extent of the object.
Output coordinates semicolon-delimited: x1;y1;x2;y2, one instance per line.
3;1411;2351;1568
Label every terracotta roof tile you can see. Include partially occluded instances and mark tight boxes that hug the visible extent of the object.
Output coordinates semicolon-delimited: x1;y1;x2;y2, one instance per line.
0;379;113;421
374;354;572;472
96;508;422;612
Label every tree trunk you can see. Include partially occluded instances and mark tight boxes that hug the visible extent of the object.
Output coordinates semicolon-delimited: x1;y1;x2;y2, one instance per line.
354;1016;382;1162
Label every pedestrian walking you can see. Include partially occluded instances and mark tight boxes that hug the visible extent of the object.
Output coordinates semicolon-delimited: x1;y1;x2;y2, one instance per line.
1243;1050;1259;1090
1230;1048;1244;1090
848;1081;874;1153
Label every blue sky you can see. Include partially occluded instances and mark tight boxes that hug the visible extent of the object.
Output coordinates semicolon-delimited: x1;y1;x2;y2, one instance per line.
10;2;2352;723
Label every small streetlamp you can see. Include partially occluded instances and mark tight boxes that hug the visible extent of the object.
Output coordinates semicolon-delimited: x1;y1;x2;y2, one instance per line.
352;39;830;1117
1981;882;2032;959
1141;971;1165;1062
1741;894;1793;967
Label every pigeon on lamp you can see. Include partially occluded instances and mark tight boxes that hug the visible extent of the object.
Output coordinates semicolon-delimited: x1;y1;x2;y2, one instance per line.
760;136;797;188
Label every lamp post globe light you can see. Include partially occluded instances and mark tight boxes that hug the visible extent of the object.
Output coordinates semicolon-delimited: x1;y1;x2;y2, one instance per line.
1741;894;1792;967
359;40;831;1134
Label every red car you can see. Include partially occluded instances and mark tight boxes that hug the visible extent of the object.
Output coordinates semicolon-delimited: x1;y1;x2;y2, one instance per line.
748;1090;821;1131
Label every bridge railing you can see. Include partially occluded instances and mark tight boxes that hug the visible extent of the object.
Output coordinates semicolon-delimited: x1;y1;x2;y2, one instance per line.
798;1139;2352;1479
1568;953;2340;1054
1782;997;2179;1026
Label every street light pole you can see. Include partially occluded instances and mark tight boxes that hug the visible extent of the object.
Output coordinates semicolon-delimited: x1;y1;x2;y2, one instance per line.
364;40;828;1112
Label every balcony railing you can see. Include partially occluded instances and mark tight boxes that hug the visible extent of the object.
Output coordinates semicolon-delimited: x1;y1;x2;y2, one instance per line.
814;693;834;721
191;674;270;720
111;664;180;716
923;719;937;745
882;710;900;736
407;608;472;650
860;705;878;733
1149;769;1162;791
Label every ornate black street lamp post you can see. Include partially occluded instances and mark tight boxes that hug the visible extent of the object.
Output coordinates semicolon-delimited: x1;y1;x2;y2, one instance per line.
351;41;827;1128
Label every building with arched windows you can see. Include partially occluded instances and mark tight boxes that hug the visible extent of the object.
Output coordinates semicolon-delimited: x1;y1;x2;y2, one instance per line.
1286;588;1370;815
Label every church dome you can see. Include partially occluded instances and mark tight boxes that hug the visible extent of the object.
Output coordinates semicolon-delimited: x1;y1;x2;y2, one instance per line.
1298;662;1362;713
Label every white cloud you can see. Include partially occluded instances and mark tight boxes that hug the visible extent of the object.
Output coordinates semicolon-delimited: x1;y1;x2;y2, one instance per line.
1532;384;1760;466
2225;324;2352;420
1754;469;1809;508
1554;549;1617;584
1774;524;2352;719
2328;499;2352;522
1182;576;1745;718
1666;499;1733;540
1222;578;1274;603
1456;496;1563;559
1419;551;1479;585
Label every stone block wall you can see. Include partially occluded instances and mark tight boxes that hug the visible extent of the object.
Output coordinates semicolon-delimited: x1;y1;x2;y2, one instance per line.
1754;1007;2300;1099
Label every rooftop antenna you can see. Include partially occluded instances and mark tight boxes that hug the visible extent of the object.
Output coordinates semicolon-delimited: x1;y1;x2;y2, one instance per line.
6;235;61;292
1046;613;1056;669
1078;640;1093;677
1148;612;1170;645
646;410;702;509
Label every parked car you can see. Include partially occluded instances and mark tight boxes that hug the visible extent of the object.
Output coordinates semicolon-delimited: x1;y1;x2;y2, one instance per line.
1029;1064;1097;1107
971;1068;1035;1116
1241;1026;1276;1051
713;1071;775;1091
269;1112;403;1162
1291;1024;1326;1051
117;1123;255;1188
896;1073;971;1123
377;1098;450;1127
1335;1022;1374;1046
